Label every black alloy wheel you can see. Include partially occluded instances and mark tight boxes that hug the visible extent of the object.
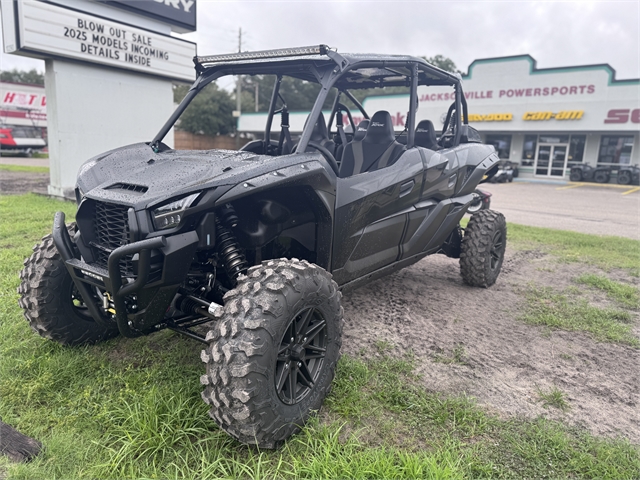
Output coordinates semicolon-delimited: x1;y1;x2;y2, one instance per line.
200;258;343;449
275;307;327;405
490;230;505;271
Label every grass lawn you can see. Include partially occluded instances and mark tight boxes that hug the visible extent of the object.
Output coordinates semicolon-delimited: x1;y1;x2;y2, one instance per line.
1;194;639;479
0;164;50;174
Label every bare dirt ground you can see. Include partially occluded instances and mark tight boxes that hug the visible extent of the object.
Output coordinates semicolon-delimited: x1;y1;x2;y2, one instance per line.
0;170;49;195
341;249;640;444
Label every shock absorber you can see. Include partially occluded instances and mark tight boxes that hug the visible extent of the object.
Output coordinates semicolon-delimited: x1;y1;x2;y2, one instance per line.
216;206;247;284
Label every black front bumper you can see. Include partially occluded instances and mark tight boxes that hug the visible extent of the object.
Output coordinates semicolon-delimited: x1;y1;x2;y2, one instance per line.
52;211;199;337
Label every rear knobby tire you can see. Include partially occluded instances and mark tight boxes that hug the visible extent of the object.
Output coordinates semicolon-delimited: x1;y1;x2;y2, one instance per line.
17;224;119;346
460;210;507;288
617;171;632;185
200;258;343;448
594;171;609;184
569;170;582;182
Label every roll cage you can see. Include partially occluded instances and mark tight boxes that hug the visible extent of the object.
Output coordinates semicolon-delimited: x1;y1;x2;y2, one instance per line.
151;45;470;157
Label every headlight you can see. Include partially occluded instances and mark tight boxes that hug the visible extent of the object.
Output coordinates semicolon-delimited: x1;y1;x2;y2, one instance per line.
152;192;200;230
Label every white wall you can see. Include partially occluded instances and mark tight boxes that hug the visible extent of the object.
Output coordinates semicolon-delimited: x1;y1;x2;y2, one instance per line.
45;59;174;198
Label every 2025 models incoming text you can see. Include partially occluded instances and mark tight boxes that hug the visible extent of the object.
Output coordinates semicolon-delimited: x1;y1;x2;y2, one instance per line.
18;45;506;448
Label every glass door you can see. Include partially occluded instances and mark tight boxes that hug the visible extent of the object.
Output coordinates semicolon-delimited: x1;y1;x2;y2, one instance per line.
535;144;568;177
550;145;567;177
535;145;551;175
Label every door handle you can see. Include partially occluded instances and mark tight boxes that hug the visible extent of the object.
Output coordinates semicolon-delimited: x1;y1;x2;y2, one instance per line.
399;180;415;198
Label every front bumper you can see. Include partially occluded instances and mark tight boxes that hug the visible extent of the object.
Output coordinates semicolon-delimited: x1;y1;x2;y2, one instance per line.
52;211;199;337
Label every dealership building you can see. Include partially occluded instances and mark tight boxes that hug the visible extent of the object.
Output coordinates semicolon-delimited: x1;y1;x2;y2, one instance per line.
238;55;639;180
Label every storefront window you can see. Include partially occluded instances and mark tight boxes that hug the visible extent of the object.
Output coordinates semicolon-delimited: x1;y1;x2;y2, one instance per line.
568;135;586;166
598;136;634;165
521;135;537;166
485;134;511;159
539;134;569;144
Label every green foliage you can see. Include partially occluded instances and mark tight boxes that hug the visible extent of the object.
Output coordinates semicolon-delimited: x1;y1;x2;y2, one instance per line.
240;75;332;112
0;164;49;173
0;68;44;85
1;195;639;479
522;286;638;346
173;83;235;136
422;55;460;74
536;386;571;412
576;274;639;309
508;223;640;275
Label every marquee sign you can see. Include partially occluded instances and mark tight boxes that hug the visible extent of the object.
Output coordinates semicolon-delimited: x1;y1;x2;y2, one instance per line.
1;0;196;82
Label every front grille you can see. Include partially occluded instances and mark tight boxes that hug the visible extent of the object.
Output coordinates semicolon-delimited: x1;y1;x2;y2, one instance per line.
93;201;134;277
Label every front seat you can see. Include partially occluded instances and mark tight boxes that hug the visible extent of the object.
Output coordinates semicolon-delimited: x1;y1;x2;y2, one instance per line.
414;120;439;150
339;111;404;178
335;119;369;164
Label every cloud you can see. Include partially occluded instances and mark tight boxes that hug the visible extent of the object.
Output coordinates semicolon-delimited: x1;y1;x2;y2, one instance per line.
2;0;638;79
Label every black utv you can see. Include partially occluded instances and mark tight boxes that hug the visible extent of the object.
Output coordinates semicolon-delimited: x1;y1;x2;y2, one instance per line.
18;45;506;448
616;165;640;185
569;163;612;183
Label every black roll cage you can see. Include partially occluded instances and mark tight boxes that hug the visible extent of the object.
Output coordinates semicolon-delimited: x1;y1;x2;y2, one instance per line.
152;46;470;156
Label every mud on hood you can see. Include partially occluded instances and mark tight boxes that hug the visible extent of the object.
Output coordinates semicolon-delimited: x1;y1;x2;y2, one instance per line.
77;143;274;209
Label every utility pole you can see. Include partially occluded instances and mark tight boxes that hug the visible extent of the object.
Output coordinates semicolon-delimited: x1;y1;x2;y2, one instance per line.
255;83;259;112
235;27;242;148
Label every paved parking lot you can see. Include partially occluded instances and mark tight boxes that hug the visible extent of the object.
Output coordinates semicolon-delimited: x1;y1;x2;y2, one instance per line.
481;180;640;240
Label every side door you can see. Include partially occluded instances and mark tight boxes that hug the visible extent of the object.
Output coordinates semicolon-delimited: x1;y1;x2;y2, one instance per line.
331;148;424;285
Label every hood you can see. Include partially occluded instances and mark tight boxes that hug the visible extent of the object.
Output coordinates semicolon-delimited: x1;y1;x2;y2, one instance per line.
77;143;280;209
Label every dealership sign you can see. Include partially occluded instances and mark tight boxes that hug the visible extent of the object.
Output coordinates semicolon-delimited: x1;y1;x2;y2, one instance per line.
100;0;197;33
1;0;196;81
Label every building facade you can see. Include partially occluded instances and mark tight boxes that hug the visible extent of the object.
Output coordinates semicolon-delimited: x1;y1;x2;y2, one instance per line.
238;55;640;180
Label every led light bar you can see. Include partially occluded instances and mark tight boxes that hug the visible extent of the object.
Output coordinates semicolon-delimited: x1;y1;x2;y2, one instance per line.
195;45;329;65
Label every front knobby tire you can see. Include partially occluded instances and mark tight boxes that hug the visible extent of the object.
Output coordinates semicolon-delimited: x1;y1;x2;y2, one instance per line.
200;258;343;448
460;210;507;288
17;224;119;346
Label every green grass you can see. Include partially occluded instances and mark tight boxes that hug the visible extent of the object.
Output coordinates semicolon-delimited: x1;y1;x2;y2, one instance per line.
576;274;639;309
536;386;571;412
522;286;638;347
1;194;639;479
0;164;49;173
507;223;640;275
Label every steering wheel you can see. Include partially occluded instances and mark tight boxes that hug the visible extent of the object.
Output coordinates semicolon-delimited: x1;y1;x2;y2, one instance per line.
306;141;340;176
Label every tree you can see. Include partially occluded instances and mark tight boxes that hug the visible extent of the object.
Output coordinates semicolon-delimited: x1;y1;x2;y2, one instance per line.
239;75;332;113
0;68;44;85
422;55;460;74
173;82;235;136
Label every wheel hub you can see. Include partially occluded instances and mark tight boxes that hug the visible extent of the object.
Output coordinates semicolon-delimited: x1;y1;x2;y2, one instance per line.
274;307;327;405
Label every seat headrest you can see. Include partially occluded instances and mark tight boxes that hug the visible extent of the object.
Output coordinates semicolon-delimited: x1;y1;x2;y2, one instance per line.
414;119;439;150
416;119;435;134
353;119;370;141
364;111;395;144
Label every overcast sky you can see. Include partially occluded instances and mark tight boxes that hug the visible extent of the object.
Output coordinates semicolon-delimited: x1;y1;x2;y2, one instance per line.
1;0;639;82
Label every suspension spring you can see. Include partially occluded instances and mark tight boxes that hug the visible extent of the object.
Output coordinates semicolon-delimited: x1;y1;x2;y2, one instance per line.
216;219;248;284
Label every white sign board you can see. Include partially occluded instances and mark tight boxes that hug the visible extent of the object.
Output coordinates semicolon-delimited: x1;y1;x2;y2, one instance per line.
3;0;196;82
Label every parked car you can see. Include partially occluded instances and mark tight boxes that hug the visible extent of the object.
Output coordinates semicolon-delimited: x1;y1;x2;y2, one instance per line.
0;125;46;155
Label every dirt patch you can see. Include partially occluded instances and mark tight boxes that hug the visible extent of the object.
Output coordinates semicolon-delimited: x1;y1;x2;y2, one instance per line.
341;249;640;444
0;170;49;195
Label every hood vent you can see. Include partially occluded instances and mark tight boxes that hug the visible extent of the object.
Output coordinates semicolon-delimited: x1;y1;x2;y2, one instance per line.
106;183;148;194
